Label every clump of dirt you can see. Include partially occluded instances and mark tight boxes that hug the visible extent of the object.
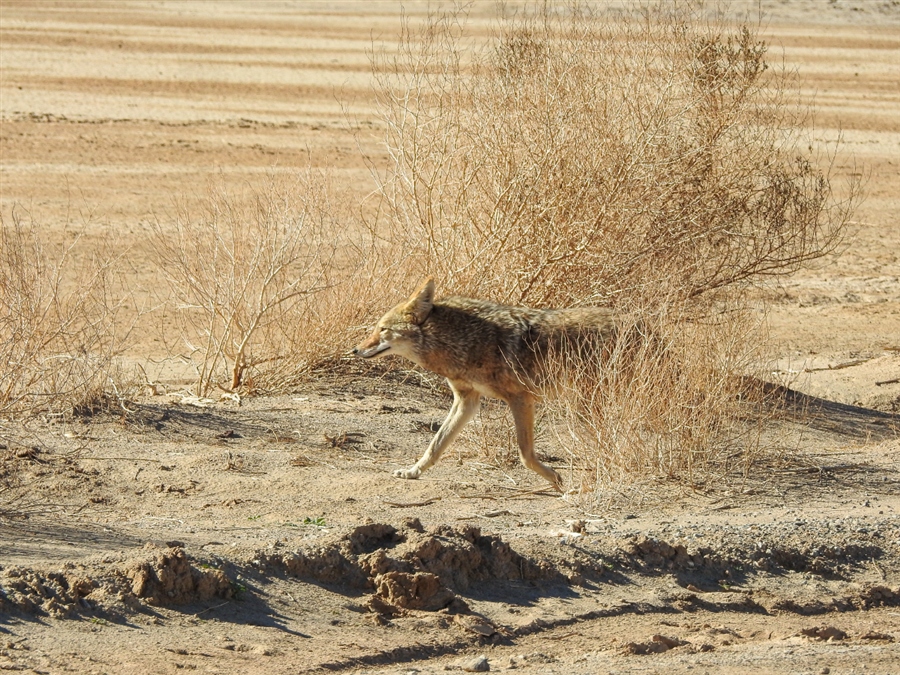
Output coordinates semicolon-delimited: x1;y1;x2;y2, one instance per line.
123;545;232;606
622;634;693;655
371;571;456;612
616;527;897;578
799;625;848;641
0;568;95;618
0;544;232;618
255;520;561;615
758;584;900;615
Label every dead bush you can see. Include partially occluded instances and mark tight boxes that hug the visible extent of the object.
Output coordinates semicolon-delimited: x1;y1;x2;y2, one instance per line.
371;7;857;305
0;212;133;419
150;171;376;396
545;304;769;491
367;5;858;493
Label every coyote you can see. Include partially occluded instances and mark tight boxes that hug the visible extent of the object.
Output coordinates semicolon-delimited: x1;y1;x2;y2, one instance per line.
353;279;618;491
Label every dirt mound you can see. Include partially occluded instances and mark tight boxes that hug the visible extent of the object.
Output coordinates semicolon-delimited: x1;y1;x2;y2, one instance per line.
256;520;560;614
758;584;900;615
615;521;898;578
0;544;232;618
371;571;456;612
123;545;232;606
254;518;900;618
0;568;95;619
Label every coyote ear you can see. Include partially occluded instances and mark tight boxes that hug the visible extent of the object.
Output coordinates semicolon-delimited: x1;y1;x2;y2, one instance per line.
406;278;435;324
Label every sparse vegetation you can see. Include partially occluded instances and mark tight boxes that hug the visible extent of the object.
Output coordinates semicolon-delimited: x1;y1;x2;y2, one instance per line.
0;211;133;419
0;4;859;497
148;171;373;396
1;3;896;669
366;4;858;495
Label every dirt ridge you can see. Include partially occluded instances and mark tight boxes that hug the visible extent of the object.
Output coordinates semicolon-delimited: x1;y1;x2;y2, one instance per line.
0;544;232;619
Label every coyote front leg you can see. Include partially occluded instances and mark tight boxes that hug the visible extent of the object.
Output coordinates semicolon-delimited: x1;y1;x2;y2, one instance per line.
394;382;481;480
507;394;563;491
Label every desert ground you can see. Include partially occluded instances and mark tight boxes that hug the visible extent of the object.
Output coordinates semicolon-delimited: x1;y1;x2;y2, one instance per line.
1;1;900;673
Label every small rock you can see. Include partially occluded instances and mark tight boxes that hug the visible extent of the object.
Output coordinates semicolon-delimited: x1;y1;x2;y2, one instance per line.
461;655;489;672
800;626;847;642
566;572;585;586
368;613;391;626
453;614;496;637
366;594;399;616
652;634;687;649
622;641;659;655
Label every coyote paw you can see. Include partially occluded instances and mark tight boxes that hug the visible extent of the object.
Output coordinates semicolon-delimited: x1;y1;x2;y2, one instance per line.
393;466;422;480
548;470;563;492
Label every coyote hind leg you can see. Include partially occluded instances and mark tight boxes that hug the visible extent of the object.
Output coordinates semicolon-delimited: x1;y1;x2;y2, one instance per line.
393;382;480;480
507;394;563;491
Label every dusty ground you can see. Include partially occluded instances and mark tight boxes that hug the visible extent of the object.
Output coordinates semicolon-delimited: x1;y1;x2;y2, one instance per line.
1;1;900;673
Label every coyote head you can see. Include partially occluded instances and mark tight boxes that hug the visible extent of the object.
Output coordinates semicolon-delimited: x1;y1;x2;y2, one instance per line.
353;278;434;361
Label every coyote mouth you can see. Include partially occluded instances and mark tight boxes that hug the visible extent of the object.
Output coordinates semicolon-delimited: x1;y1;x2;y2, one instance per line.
357;343;390;358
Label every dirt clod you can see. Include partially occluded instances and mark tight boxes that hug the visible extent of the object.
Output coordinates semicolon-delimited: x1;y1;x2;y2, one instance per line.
0;546;232;617
123;546;232;605
373;570;455;611
454;614;498;637
652;634;688;649
800;626;848;641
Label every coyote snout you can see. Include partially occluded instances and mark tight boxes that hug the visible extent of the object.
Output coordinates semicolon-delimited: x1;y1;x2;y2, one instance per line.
355;279;619;492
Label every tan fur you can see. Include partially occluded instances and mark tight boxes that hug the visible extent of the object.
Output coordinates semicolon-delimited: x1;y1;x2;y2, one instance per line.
354;279;617;491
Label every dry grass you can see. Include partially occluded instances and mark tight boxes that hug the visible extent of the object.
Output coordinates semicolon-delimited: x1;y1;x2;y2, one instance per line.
0;210;140;517
369;6;857;307
148;171;376;396
0;210;134;419
549;308;769;493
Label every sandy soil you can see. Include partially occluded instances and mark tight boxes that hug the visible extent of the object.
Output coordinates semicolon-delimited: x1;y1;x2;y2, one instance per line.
1;1;899;673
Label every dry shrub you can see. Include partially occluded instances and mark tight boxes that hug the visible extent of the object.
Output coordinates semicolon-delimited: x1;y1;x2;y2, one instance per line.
545;305;767;492
150;171;375;396
0;211;133;419
367;5;858;493
371;6;856;305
